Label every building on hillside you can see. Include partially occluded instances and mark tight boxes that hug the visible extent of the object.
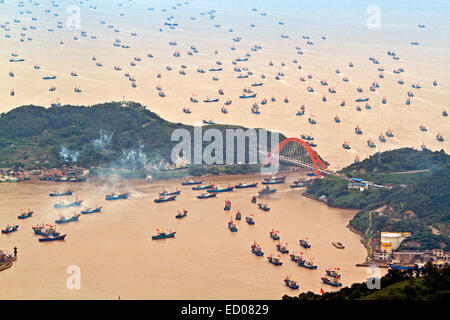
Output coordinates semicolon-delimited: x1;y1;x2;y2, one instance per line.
380;232;411;253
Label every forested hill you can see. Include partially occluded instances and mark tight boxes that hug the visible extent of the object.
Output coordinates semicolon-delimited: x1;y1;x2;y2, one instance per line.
0;102;280;169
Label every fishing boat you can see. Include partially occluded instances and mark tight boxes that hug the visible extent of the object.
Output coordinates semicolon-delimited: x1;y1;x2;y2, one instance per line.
224;99;232;105
54;200;82;209
154;195;177;203
382;97;387;104
379;134;386;142
235;210;241;220
197;193;216;199
175;209;188;219
419;124;427;132
332;241;345;249
307;87;314;93
105;193;130;200
228;218;238;232
224;200;231;210
203;120;215;125
262;178;285;185
386;129;394;137
269;229;280;240
436;133;444;142
49;189;73;197
298;258;317;269
181;179;202;186
342;140;351;150
406;98;411;105
251;241;264;256
267;254;282;266
152;229;176;240
334;116;341;123
433;80;438;86
159;190;181;196
299;239;311;249
259;186;276;196
183;107;191;114
290;252;302;263
74;87;82;93
308;117;317;124
55;213;80;224
2;225;19;234
326;268;341;279
276;243;289;254
9;71;14;77
443;110;448;117
239;93;257;99
284;276;299;289
388;263;423;271
192;184;214;191
355;125;363;135
42;75;56;80
39;234;66;242
257;203;270;211
235;182;258;189
18;210;33;219
355;97;369;102
81;207;102;214
207;186;233;193
367;139;376;148
246;216;255;225
251;104;260;114
322;276;342;287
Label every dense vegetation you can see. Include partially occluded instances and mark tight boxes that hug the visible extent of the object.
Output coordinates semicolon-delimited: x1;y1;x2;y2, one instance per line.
283;262;449;300
0;102;281;172
306;148;450;250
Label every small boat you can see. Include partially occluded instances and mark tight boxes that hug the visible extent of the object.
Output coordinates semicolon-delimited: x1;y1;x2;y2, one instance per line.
239;93;257;99
326;268;341;279
204;97;219;103
267;254;282;266
39;234;66;242
235;211;241;220
269;229;280;240
262;179;285;185
159;190;181;196
246;216;255;225
379;134;386;142
203;120;215;125
2;225;19;234
207;186;233;193
152;229;176;240
228;218;238;232
436;133;444;142
334;116;341;123
251;104;260;114
183;107;191;114
55;213;80;224
81;207;102;214
224;200;231;210
235;182;258;189
276;243;289;254
299;239;311;249
367;139;376;148
175;209;188;219
54;200;82;209
308;117;317;124
388;263;423;271
322;276;342;287
192;184;214;190
259;186;276;196
284;276;299;289
251;241;264;256
49;189;73;197
105;193;130;200
257;203;270;211
433;80;438;86
355;97;369;102
442;110;448;117
197;193;216;199
386;129;394;137
355;125;363;135
18;210;33;219
154;195;177;203
298;258;317;269
342;141;351;150
332;241;345;249
181;179;203;186
419;124;427;132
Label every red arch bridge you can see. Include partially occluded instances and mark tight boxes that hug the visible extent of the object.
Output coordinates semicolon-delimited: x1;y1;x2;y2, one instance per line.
261;138;337;178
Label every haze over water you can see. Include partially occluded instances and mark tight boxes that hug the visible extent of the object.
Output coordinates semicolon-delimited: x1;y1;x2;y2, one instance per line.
0;0;449;168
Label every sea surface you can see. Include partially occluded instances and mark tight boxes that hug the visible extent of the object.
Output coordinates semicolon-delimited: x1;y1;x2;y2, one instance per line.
0;173;369;299
0;0;449;168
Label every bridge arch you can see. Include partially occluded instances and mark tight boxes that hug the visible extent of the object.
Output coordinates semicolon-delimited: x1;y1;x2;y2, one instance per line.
262;137;327;177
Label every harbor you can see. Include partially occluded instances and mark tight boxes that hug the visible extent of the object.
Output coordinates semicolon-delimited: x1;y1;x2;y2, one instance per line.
0;172;367;299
